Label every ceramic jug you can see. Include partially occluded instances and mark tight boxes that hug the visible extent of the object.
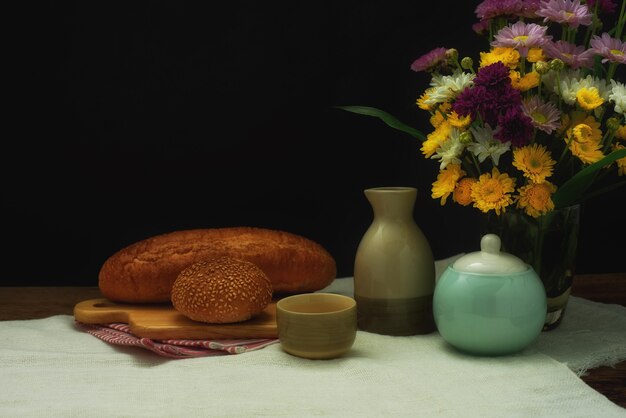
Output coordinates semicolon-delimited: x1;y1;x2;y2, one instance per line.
353;187;436;335
433;234;547;355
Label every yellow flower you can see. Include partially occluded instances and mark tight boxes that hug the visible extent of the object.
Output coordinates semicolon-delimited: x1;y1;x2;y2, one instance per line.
557;113;572;136
429;103;451;128
510;71;540;91
558;112;608;163
566;121;604;164
572;123;601;143
479;47;520;69
432;163;465;205
576;87;604;111
421;122;451;158
526;48;547;63
447;111;472;129
568;136;605;163
430;111;445;128
470;167;516;215
417;88;435;111
558;111;596;136
512;144;556;183
516;181;557;218
615;125;626;141
613;143;626;176
453;177;476;206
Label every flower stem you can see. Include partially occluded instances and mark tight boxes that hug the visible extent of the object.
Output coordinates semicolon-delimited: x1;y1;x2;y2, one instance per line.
583;0;601;47
533;216;545;276
601;130;616;154
607;62;618;80
615;0;626;41
470;152;482;176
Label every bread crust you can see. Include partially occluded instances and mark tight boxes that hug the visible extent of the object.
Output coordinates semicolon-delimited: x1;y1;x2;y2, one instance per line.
98;227;337;303
171;257;273;323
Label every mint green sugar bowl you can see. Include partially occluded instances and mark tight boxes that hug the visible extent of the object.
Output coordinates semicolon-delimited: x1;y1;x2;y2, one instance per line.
433;234;547;356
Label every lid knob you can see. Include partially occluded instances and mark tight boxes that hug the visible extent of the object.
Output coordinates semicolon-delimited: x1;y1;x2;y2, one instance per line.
452;234;528;274
481;234;501;254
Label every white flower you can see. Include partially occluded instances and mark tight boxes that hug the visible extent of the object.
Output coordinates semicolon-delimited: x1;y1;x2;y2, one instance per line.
609;79;626;115
425;71;475;106
549;70;610;105
468;125;511;166
542;69;577;104
431;128;464;169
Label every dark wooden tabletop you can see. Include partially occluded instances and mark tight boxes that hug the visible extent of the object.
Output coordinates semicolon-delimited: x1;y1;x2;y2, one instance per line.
1;273;624;408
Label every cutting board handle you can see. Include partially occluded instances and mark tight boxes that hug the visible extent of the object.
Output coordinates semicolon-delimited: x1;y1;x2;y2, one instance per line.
73;298;169;324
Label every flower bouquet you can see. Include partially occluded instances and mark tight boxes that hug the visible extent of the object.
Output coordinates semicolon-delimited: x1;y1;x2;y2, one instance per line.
339;0;626;329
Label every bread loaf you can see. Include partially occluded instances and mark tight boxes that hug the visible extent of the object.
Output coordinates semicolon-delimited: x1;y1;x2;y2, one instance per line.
171;257;273;323
98;227;337;303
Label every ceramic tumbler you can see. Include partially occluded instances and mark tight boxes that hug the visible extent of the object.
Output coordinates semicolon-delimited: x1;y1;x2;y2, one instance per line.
276;293;357;360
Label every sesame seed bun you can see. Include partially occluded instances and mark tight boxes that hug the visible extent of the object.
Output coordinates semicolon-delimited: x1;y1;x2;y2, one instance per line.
171;257;273;323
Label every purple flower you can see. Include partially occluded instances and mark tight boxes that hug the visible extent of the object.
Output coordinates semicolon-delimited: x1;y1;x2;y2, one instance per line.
543;40;595;69
491;21;552;57
495;107;535;146
452;63;522;127
475;0;541;19
410;47;449;73
586;0;618;14
475;0;522;19
521;96;561;134
473;19;491;35
536;0;593;29
590;33;626;64
474;61;515;87
518;0;543;17
453;85;493;124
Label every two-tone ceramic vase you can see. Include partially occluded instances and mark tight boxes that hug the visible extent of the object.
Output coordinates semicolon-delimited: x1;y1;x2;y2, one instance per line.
354;186;436;336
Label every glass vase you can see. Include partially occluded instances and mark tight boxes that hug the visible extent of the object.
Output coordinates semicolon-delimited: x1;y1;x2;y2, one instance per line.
480;204;581;331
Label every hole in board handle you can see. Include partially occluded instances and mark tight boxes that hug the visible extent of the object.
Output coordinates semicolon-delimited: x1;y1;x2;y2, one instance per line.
93;302;117;308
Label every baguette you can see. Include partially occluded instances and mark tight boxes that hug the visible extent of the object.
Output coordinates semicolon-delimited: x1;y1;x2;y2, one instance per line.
98;227;337;303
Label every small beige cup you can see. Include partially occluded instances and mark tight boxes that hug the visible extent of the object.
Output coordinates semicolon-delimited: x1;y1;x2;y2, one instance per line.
276;293;357;360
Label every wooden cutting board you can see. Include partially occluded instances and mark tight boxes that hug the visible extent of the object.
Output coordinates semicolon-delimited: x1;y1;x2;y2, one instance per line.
74;298;278;340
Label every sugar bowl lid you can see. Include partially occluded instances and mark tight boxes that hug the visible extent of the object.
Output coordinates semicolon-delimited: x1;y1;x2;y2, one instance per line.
452;234;528;274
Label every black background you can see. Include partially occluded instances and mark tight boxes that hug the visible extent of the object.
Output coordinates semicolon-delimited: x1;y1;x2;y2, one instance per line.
3;1;624;286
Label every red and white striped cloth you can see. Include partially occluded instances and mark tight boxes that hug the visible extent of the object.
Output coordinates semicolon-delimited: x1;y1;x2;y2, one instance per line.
75;321;279;359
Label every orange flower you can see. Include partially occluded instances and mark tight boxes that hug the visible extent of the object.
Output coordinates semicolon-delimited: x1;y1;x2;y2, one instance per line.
453;177;476;206
517;181;557;218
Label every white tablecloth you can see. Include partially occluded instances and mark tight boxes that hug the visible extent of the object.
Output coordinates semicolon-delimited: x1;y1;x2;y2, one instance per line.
1;267;625;417
321;276;626;377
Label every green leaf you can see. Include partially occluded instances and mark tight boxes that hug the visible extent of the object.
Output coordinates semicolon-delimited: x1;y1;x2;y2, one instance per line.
335;106;426;141
552;149;626;208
